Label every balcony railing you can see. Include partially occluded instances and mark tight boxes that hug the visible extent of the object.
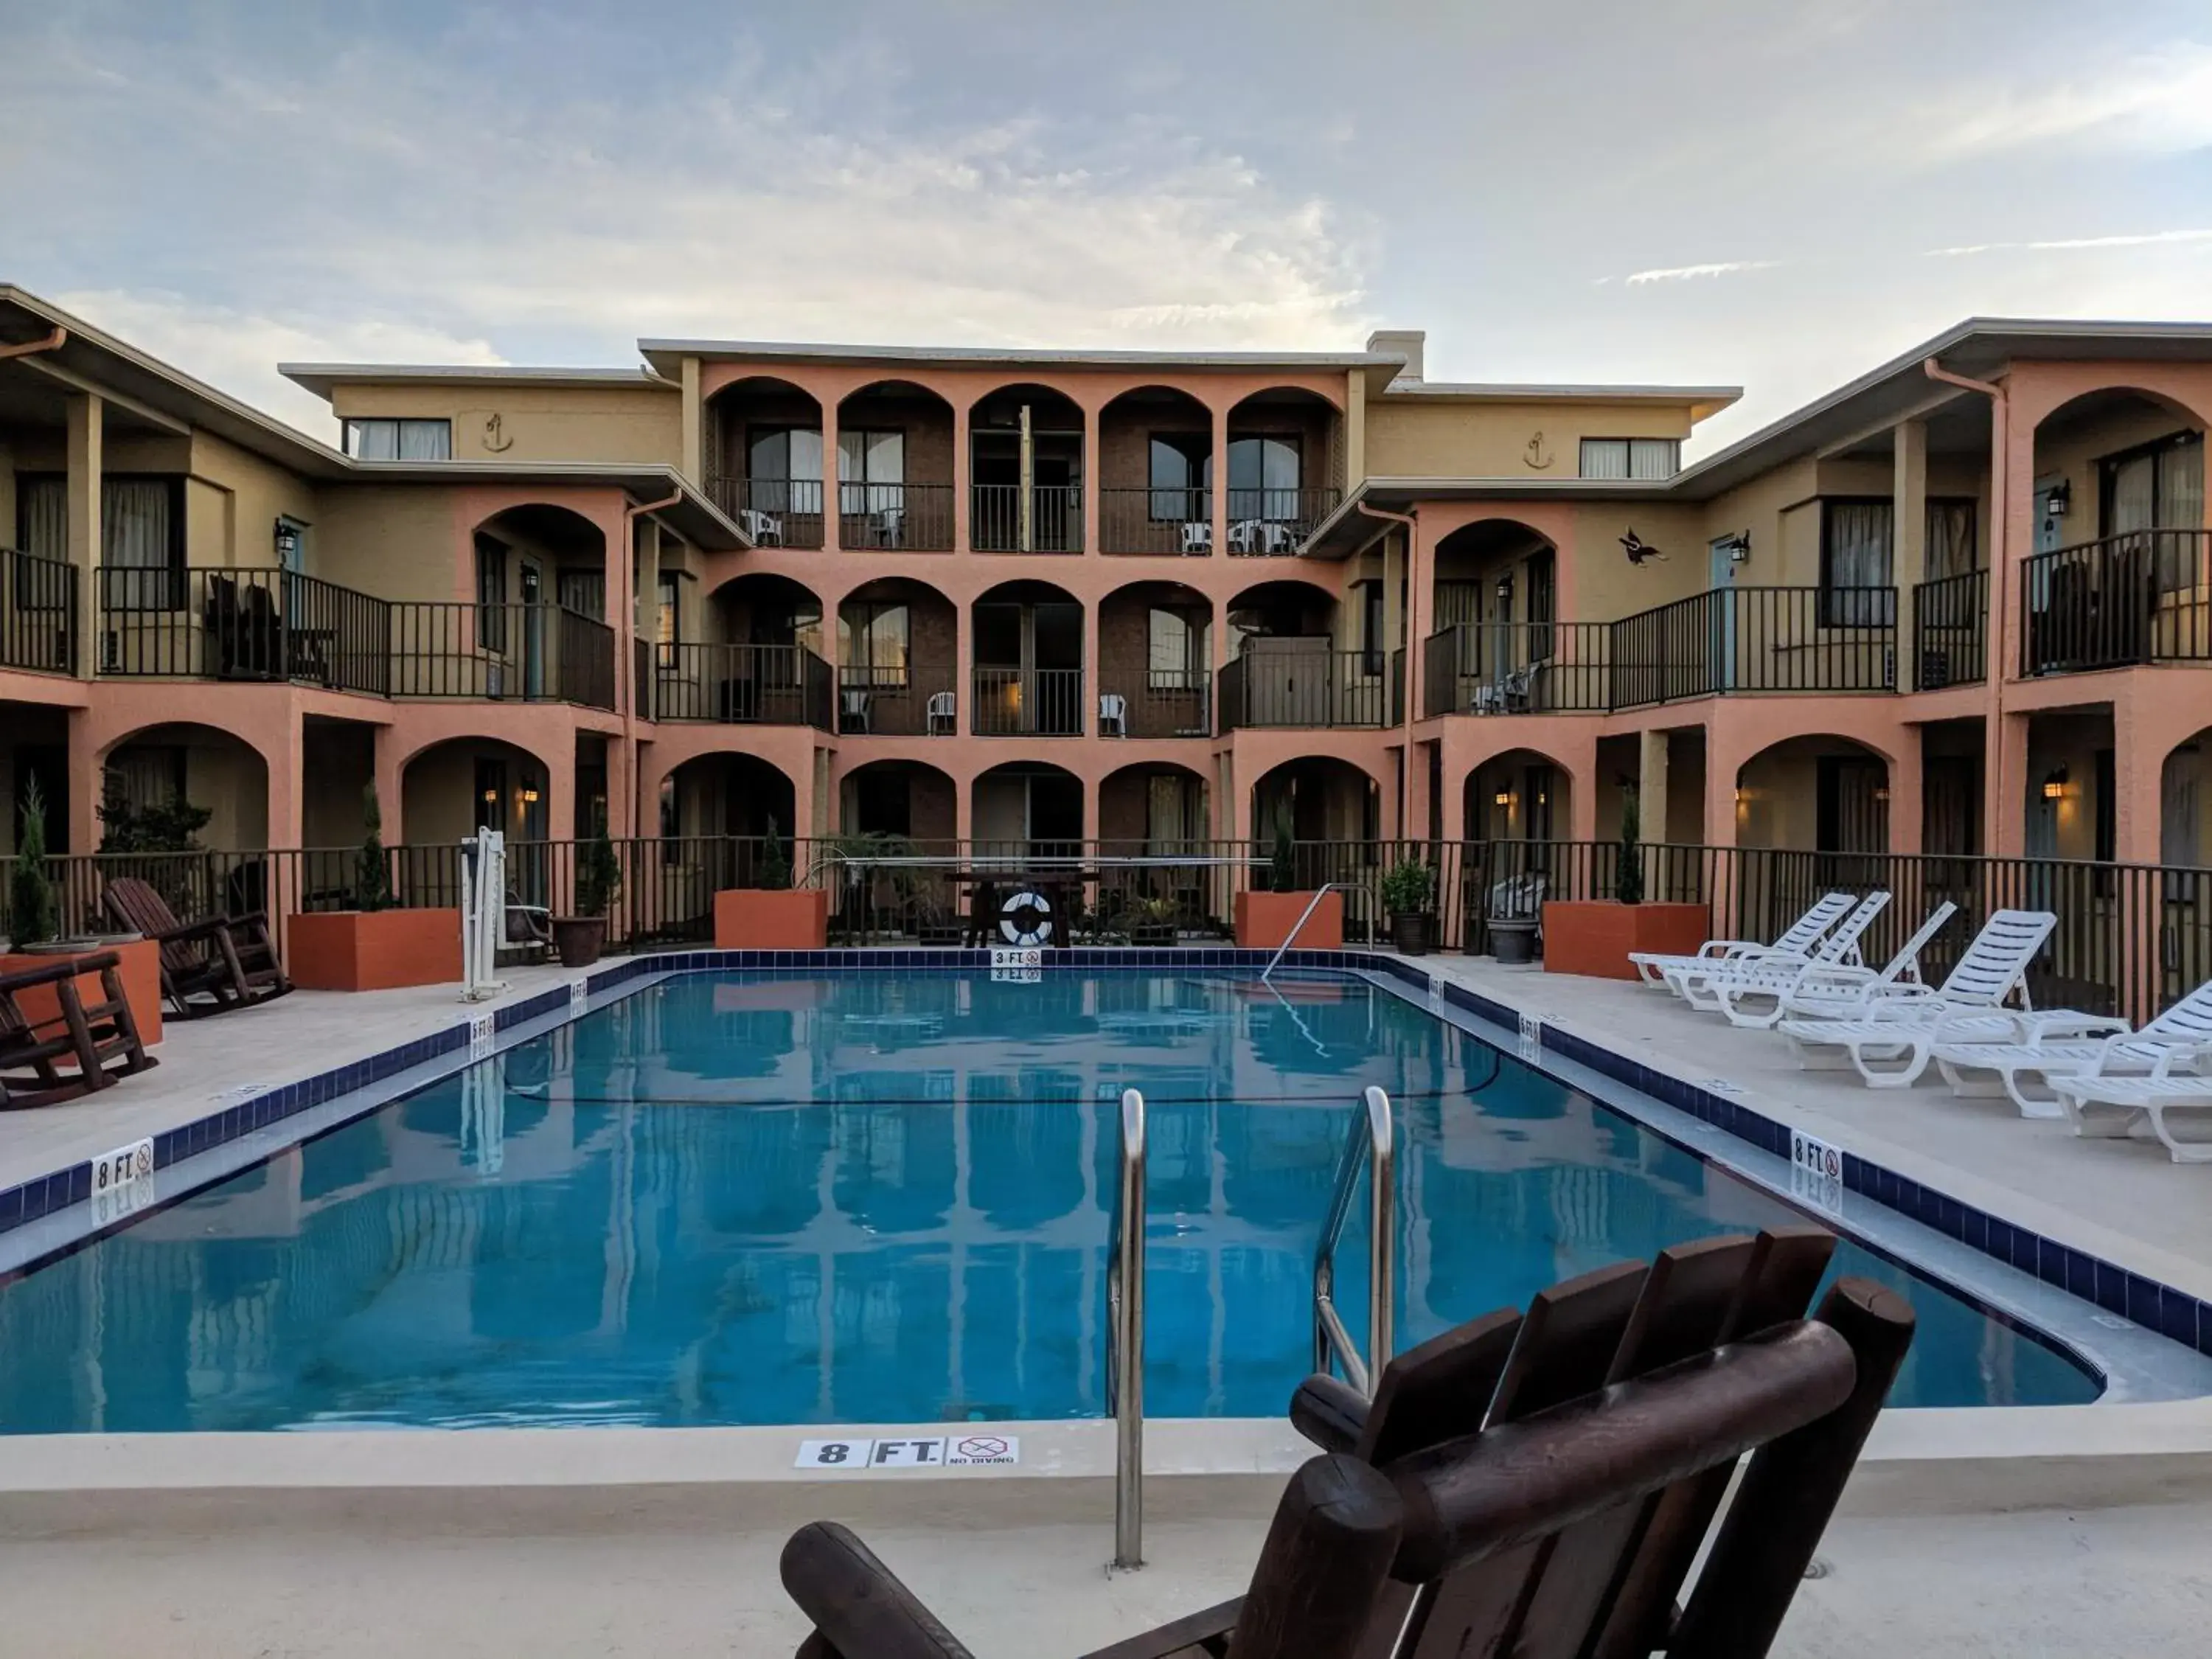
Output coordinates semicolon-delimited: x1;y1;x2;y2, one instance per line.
1101;669;1212;737
1422;622;1611;717
1224;487;1340;555
1219;647;1394;729
2020;531;2212;677
973;666;1085;734
1915;569;1988;689
651;643;832;728
388;600;615;708
1610;586;1894;706
2;549;75;675
973;484;1084;552
838;481;954;551
97;565;394;696
1099;487;1212;555
837;663;956;735
706;476;826;549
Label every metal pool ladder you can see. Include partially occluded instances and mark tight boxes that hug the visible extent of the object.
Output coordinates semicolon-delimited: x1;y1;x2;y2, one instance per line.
1105;1086;1146;1571
1312;1085;1396;1397
1260;882;1349;981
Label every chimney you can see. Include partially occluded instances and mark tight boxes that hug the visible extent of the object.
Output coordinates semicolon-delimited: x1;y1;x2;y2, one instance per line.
1366;328;1425;383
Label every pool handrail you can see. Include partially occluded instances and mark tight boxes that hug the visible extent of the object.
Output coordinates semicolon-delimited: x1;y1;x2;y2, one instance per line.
1260;882;1349;981
1312;1085;1395;1397
1105;1086;1146;1571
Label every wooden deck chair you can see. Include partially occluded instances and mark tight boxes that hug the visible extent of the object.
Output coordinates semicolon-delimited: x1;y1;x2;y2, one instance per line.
1;953;159;1109
778;1259;1914;1659
103;875;291;1019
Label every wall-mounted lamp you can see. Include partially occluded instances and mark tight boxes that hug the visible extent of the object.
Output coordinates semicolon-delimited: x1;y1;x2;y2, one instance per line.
2042;767;2070;801
1733;787;1748;806
1495;574;1514;599
520;786;541;804
1494;790;1513;807
273;518;303;566
1873;785;1891;804
1715;530;1752;563
481;787;499;804
2045;481;2072;518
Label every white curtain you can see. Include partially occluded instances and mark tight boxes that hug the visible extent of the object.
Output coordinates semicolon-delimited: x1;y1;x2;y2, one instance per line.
1628;439;1677;479
2160;439;2204;589
2164;748;2202;869
1580;439;1630;479
105;479;174;609
839;429;905;515
1825;501;1893;625
349;420;399;460
1927;501;1978;579
395;420;451;460
18;478;66;561
2108;452;2156;533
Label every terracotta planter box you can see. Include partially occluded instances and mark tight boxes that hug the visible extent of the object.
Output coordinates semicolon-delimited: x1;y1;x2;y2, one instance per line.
1;938;164;1047
715;888;829;950
287;908;464;992
1234;889;1343;951
1541;901;1710;981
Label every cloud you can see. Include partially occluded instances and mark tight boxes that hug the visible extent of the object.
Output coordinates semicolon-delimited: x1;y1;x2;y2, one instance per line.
1924;41;2212;157
1928;229;2212;257
1621;260;1783;285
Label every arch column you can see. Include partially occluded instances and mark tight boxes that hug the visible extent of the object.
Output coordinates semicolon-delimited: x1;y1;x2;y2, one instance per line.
821;389;842;554
1989;709;2031;858
952;400;971;552
1885;723;1924;856
1080;768;1101;846
1210;399;1230;560
66;707;100;855
372;723;406;845
1080;394;1101;557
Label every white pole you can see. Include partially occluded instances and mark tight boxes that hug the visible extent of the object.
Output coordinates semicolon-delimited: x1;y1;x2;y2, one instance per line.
461;827;509;1002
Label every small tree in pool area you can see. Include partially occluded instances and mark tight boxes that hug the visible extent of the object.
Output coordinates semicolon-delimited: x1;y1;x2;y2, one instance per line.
354;784;394;912
757;817;792;891
575;823;624;919
1270;816;1297;892
1616;787;1644;905
8;777;58;945
1380;856;1436;919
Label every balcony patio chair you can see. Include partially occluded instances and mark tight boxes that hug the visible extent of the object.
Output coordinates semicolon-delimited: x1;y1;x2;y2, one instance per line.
1;953;158;1110
925;691;956;735
1711;900;1958;1029
739;508;785;546
102;875;292;1020
1470;663;1535;714
841;687;872;733
1776;908;2076;1088
1179;519;1212;554
1098;692;1127;737
1627;891;1854;990
1663;890;1889;1009
778;1229;1913;1659
1930;973;2212;1121
873;506;905;549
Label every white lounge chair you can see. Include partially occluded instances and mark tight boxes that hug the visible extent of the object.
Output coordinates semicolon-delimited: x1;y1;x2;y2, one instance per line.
1711;901;1958;1030
1665;891;1889;1010
1777;909;2062;1088
1628;892;1854;992
2049;1045;2212;1161
1935;977;2212;1120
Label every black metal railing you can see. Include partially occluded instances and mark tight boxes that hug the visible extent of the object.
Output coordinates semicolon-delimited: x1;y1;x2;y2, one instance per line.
706;476;826;549
97;566;394;695
2;549;75;675
1914;569;1988;689
1099;487;1212;555
2021;531;2212;676
386;600;615;706
1101;669;1212;737
837;664;956;735
838;481;954;551
1610;586;1895;707
1225;486;1339;554
634;636;653;718
972;484;1084;552
652;643;832;728
972;666;1085;734
1421;622;1612;717
1219;647;1395;728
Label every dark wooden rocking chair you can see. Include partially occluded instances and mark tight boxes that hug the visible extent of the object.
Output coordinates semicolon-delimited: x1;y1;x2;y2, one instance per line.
778;1233;1914;1659
1;953;159;1109
102;875;291;1019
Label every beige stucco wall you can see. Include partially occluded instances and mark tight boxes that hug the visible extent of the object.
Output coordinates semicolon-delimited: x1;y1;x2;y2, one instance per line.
313;486;464;600
2031;400;2206;532
331;383;682;467
1365;399;1692;479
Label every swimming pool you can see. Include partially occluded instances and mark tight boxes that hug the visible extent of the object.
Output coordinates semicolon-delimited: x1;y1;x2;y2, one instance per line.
0;967;2103;1432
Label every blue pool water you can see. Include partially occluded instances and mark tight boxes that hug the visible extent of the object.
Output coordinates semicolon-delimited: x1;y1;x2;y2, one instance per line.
0;970;2100;1432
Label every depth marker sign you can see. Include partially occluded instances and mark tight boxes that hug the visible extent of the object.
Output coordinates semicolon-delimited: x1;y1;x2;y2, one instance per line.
795;1434;1020;1470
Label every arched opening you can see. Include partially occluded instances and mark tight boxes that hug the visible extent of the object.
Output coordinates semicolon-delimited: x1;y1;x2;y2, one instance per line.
1251;757;1379;882
835;577;957;736
1223;580;1382;729
2160;727;2212;869
102;721;270;852
3;700;73;855
1224;386;1341;553
1464;748;1571;844
706;375;826;547
1098;386;1213;554
972;760;1082;858
841;759;958;846
1735;734;1890;858
972;579;1085;737
2023;709;2113;864
835;380;956;549
401;736;549;849
664;751;798;844
1099;580;1211;737
1427;519;1564;716
1099;762;1214;939
462;504;611;707
968;383;1085;552
655;573;825;724
2026;386;2207;675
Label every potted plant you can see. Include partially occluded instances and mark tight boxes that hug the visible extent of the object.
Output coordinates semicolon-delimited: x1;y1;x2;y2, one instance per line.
3;779;167;1043
1540;786;1708;979
1381;856;1436;956
7;777;58;951
288;785;464;991
553;822;623;968
1234;815;1342;950
1486;866;1543;965
1130;893;1181;947
714;816;830;949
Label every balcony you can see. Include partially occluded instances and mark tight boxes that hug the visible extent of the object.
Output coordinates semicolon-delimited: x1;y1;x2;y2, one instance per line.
1224;486;1340;556
2;549;75;675
1422;622;1611;717
650;643;832;728
2020;531;2211;677
1100;487;1212;556
972;484;1083;553
1914;569;1988;689
972;666;1084;735
836;663;956;736
1219;644;1394;729
838;481;954;552
1100;668;1212;737
706;477;826;549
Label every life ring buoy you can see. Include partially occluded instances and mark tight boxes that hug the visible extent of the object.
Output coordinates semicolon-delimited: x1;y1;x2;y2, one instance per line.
999;889;1054;947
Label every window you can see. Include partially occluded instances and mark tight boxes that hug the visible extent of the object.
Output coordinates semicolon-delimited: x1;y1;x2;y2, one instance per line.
1360;581;1385;675
1148;435;1211;521
1526;550;1557;660
557;569;604;619
1926;499;1978;579
841;602;910;686
475;533;510;654
2101;431;2204;588
837;428;905;515
749;425;824;514
1226;436;1301;518
1147;608;1203;686
656;573;680;664
1820;499;1895;627
19;476;187;610
343;418;451;460
1579;438;1679;480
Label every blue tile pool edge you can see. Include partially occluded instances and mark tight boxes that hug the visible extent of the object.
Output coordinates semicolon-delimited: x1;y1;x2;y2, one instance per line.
2;945;2206;1377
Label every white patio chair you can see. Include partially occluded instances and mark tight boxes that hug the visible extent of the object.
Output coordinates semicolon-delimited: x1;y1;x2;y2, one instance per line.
1628;892;1854;991
1933;975;2212;1120
1712;901;1958;1030
1098;692;1127;737
1180;521;1212;555
841;688;872;733
1471;664;1535;715
925;691;956;735
1666;891;1890;1010
1777;909;2068;1088
2049;1043;2212;1161
740;508;785;546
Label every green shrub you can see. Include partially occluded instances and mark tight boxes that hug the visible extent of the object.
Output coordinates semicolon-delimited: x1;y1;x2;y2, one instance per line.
1616;789;1644;905
1270;816;1297;892
355;784;394;912
757;817;792;891
1380;856;1436;918
576;824;624;917
8;778;58;945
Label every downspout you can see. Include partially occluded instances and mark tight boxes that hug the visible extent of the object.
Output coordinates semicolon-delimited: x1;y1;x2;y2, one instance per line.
622;490;684;837
0;326;67;361
1921;358;2009;850
1355;500;1419;839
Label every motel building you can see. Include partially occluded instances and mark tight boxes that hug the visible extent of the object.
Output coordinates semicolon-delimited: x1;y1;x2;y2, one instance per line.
6;283;2212;915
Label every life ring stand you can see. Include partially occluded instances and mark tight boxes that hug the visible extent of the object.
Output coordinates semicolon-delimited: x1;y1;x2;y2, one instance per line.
998;890;1054;949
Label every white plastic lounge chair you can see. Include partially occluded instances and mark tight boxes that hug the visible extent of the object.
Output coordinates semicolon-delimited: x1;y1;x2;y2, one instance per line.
2049;1043;2212;1161
1935;977;2212;1119
1628;892;1854;992
1777;909;2063;1088
740;508;785;546
1666;891;1889;1010
1712;901;1957;1030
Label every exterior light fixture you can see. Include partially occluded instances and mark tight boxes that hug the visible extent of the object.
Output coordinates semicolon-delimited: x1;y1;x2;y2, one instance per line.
521;786;541;804
1495;790;1512;807
1716;530;1751;563
2045;481;2071;518
1733;787;1747;806
2042;768;2069;801
1874;786;1891;803
481;787;499;804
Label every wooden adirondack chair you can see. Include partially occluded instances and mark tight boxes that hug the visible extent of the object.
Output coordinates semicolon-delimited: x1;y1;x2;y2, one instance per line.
778;1236;1914;1659
1;952;159;1109
102;876;291;1019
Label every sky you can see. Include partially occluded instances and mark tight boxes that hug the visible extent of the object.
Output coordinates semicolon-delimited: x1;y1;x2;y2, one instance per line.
4;0;2211;453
